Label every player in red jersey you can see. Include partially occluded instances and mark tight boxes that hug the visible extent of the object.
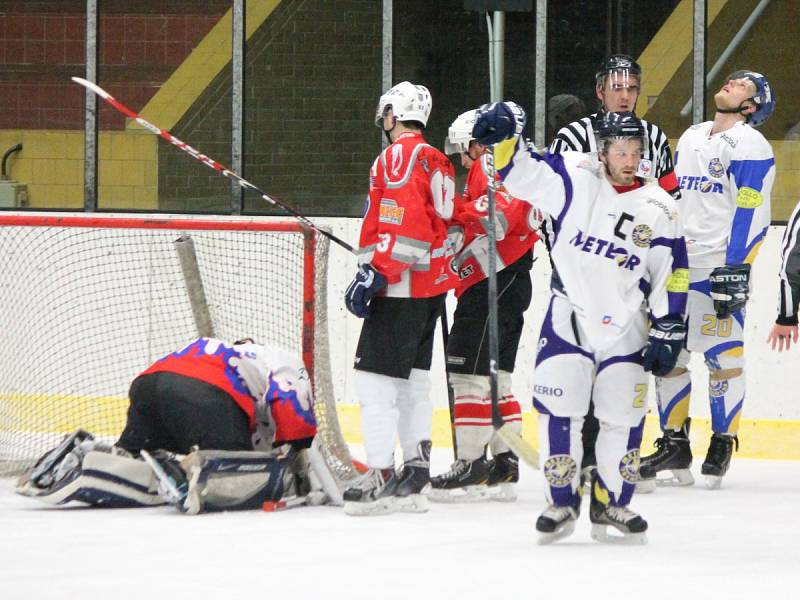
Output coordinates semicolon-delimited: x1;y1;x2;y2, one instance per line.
429;109;541;503
343;81;459;516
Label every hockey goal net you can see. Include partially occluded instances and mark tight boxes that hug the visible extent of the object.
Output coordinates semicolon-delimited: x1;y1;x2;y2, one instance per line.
0;213;356;484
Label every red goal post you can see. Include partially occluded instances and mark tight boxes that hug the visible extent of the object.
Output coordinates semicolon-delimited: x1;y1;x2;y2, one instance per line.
0;212;354;483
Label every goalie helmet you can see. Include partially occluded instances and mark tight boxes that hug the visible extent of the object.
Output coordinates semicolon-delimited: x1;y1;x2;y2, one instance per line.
724;70;775;127
596;54;642;87
444;109;477;155
375;81;432;127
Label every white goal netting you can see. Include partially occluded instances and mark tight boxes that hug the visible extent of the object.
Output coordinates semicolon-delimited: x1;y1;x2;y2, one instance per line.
0;213;356;484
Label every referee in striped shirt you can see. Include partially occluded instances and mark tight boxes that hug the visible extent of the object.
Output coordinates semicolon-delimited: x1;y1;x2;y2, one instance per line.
548;54;681;479
768;200;800;351
550;54;680;199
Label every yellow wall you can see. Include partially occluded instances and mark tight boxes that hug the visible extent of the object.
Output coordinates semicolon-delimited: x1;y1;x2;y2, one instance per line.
0;130;157;209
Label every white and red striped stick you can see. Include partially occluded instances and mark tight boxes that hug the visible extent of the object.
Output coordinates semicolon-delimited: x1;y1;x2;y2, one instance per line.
72;76;354;254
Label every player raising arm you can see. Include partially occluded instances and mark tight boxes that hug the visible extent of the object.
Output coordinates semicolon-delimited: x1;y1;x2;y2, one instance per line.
639;70;775;491
767;199;800;351
549;53;680;485
472;103;688;544
17;337;341;514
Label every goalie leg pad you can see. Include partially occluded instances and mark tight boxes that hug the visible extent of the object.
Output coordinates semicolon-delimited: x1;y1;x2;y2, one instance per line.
180;450;289;515
18;450;164;508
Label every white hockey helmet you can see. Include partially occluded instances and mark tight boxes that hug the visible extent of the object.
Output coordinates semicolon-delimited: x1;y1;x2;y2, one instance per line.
444;109;478;155
375;81;433;127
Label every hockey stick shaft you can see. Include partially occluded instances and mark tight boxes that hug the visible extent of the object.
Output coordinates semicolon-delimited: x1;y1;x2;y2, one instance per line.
72;77;354;254
484;147;540;470
439;309;458;457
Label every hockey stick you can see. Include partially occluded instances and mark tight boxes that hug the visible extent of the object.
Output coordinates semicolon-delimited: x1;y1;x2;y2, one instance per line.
439;310;458;458
71;77;354;254
484;147;540;470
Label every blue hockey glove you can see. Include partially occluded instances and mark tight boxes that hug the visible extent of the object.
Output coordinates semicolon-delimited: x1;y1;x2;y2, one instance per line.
471;101;526;146
642;317;687;377
344;263;387;318
709;264;750;319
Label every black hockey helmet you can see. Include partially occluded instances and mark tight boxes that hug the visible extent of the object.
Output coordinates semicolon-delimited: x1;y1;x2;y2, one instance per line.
596;54;642;86
594;111;645;140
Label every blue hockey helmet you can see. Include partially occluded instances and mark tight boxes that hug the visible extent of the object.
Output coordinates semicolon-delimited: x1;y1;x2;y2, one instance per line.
725;70;775;127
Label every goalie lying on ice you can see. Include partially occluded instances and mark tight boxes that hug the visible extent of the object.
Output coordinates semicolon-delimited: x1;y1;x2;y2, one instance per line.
16;337;343;513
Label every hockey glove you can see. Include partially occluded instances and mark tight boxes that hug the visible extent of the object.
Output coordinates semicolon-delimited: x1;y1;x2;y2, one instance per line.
472;101;526;146
345;263;387;318
709;264;750;319
641;317;687;377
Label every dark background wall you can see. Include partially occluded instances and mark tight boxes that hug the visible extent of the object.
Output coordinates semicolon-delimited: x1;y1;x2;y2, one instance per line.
0;0;228;130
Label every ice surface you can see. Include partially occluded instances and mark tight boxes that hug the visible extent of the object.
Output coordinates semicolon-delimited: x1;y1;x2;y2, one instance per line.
1;447;798;600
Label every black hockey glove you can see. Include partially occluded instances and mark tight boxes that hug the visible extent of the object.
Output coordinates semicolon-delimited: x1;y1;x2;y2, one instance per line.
472;101;526;146
709;264;750;319
641;317;687;377
344;263;387;318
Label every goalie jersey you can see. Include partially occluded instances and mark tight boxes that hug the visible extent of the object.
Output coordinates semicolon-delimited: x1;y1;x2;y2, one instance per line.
138;338;317;444
494;139;688;351
675;120;774;269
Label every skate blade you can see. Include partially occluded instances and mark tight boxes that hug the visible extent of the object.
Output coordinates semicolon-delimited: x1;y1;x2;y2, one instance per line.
537;520;576;545
429;485;489;504
393;494;429;514
703;474;723;490
489;482;517;503
635;478;656;494
343;498;395;516
590;524;648;545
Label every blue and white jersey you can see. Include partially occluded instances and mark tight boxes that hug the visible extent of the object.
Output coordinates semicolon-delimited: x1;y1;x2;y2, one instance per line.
675;120;774;268
494;139;688;351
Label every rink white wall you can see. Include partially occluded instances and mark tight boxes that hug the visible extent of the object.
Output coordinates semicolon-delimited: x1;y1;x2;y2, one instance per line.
318;218;797;421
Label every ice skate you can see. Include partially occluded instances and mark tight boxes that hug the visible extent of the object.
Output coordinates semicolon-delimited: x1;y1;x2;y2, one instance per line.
589;489;647;545
429;456;491;503
392;441;431;513
487;451;519;502
701;433;738;490
536;502;580;545
637;418;694;493
343;467;398;516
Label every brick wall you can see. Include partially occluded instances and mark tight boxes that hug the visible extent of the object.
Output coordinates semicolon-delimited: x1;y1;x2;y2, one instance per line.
0;1;228;130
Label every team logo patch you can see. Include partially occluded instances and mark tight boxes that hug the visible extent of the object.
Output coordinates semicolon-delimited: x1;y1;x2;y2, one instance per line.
602;315;613;325
667;268;690;293
619;449;640;484
631;224;653;248
379;199;405;225
544;455;577;488
736;187;763;209
708;158;725;178
637;158;653;178
710;380;729;397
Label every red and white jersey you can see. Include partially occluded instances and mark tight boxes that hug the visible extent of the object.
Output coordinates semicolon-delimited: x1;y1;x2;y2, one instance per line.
449;154;540;296
137;338;317;443
358;131;459;298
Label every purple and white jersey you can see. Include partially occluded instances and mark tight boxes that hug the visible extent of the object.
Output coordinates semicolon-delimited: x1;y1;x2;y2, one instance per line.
494;140;688;351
